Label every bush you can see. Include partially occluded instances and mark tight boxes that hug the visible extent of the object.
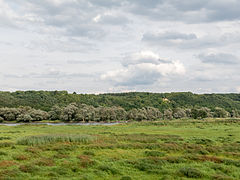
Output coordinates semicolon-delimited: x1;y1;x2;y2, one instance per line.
12;154;29;161
77;155;95;168
0;108;20;121
98;164;120;175
173;108;186;119
83;151;95;156
145;151;165;157
179;167;204;178
29;109;49;121
0;151;7;156
16;114;33;122
19;164;38;173
214;107;229;118
223;159;240;167
134;158;164;173
121;176;132;180
164;109;173;120
35;158;55;166
0;142;14;148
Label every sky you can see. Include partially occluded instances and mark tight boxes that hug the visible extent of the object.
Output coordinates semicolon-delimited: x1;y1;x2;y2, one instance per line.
1;0;240;94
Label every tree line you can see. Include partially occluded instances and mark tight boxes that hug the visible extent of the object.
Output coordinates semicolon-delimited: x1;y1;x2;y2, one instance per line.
0;103;239;123
1;91;240;113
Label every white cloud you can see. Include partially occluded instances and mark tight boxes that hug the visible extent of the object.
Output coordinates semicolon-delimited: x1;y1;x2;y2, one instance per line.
101;51;185;86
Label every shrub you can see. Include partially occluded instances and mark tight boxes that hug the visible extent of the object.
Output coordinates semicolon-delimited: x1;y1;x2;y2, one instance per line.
163;156;186;163
12;154;29;161
134;158;164;173
211;174;233;180
145;151;165;157
179;167;204;178
53;153;69;159
0;151;7;156
211;164;232;174
19;164;38;173
16;114;33;122
29;109;49;121
98;164;120;175
83;151;95;156
0;108;20;121
77;155;95;168
173;108;186;119
0;142;14;148
223;159;240;167
35;158;55;166
25;147;42;154
164;109;173;120
0;137;11;140
0;160;17;168
214;107;229;118
121;176;132;180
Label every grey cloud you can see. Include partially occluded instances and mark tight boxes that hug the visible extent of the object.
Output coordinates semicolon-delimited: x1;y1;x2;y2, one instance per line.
66;24;106;39
142;32;197;41
4;71;93;79
88;0;123;7
67;60;102;64
127;0;240;23
198;53;239;65
25;37;96;52
142;31;240;49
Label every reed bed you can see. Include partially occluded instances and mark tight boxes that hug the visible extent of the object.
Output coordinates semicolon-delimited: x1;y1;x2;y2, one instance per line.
17;134;95;146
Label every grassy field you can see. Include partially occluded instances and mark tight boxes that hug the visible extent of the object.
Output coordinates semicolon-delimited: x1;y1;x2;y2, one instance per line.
0;119;240;180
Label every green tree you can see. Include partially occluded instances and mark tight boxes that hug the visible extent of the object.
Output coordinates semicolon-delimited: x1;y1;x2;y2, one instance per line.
164;109;173;120
49;105;62;120
173;108;186;119
214;107;229;118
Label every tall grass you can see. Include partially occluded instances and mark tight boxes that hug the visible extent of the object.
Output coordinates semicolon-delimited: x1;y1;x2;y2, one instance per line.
17;134;95;146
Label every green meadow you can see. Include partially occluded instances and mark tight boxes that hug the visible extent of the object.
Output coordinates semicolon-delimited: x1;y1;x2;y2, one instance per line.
0;119;240;180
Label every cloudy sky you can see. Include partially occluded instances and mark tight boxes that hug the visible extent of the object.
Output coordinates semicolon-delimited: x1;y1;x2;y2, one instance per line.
1;0;240;94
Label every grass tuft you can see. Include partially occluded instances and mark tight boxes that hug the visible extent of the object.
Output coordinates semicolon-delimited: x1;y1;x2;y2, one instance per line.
17;134;95;146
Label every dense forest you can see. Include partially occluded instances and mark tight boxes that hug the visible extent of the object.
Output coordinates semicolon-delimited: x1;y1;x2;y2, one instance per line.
1;91;240;111
0;91;240;122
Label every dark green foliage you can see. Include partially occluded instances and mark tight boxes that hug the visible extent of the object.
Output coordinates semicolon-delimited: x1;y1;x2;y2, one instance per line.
0;151;7;156
83;151;95;156
179;167;204;178
0;137;11;140
134;158;165;173
145;151;165;157
0;91;240;121
98;164;120;174
1;91;240;112
120;176;132;180
214;107;229;118
0;116;3;122
0;142;14;148
223;159;240;167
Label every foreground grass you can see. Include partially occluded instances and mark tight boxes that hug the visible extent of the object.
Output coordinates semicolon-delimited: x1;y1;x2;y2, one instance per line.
0;119;240;179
